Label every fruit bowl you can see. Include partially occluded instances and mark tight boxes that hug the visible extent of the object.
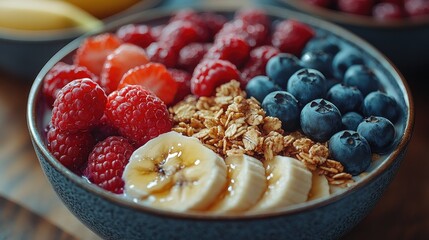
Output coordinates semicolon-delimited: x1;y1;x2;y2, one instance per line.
27;4;414;240
276;0;429;73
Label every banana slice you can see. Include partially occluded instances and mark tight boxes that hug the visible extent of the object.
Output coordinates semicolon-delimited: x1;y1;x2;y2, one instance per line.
251;156;312;212
122;131;227;212
209;154;266;214
307;173;330;201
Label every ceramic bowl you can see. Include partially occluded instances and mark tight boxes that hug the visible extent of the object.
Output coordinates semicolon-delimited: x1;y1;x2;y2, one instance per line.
276;0;429;74
27;5;414;240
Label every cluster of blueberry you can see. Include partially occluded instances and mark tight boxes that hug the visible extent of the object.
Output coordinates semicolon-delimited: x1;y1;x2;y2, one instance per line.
245;34;400;175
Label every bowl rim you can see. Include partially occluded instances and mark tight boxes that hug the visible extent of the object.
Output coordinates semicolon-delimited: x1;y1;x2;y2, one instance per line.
280;0;429;28
27;4;415;221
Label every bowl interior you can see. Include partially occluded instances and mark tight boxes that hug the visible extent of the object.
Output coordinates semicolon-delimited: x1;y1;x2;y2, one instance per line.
27;5;414;220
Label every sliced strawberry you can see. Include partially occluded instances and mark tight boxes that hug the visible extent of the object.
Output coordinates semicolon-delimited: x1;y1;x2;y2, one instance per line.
74;33;122;76
118;63;178;105
100;43;149;94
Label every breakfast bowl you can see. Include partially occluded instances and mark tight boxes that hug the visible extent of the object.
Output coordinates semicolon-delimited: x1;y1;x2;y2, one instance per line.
27;4;414;240
276;0;429;73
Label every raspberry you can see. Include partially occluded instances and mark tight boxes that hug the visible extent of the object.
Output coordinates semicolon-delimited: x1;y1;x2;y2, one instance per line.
151;24;165;41
405;0;429;16
272;20;315;56
51;79;107;132
373;2;403;19
337;0;375;16
178;43;211;72
105;85;172;147
115;24;155;48
234;8;271;30
169;68;192;104
43;62;98;107
215;19;268;48
159;20;201;50
84;136;134;194
100;43;149;94
169;9;210;42
146;42;178;68
47;126;95;173
205;35;250;68
74;33;122;76
91;114;119;142
200;12;227;40
191;59;241;97
240;45;280;85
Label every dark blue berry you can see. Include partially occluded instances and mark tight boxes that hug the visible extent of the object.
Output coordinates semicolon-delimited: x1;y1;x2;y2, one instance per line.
300;50;334;78
357;116;395;153
326;83;363;114
303;35;340;56
343;65;380;96
245;76;282;103
300;99;342;142
287;68;327;106
266;53;302;89
332;49;364;80
342;112;364;131
262;91;300;132
329;130;371;176
362;91;400;123
326;77;342;90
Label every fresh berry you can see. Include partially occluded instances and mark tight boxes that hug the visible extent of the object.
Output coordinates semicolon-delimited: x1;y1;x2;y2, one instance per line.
329;130;371;175
300;50;334;78
405;0;429;17
205;35;250;67
151;24;165;40
115;24;155;48
146;42;178;68
234;8;270;30
287;68;327;106
178;43;211;72
373;3;404;20
43;62;98;106
84;136;135;194
91;114;119;143
241;45;280;84
303;35;341;57
362;91;400;122
51;79;107;132
337;0;375;15
169;9;209;42
105;85;172;147
343;64;380;96
100;43;149;94
47;126;95;173
326;83;363;114
200;12;228;39
74;33;122;76
169;68;192;104
266;53;302;89
300;99;342;142
332;49;364;80
357;116;395;153
245;76;282;103
272;19;315;56
118;63;178;105
342;111;364;130
191;59;241;97
215;19;268;48
262;91;301;132
159;20;202;49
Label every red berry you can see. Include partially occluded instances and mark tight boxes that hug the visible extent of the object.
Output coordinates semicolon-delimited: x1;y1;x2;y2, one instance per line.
84;136;134;194
303;0;333;7
169;68;192;103
115;24;155;48
118;63;178;105
405;0;429;17
191;59;242;97
373;3;404;19
51;79;107;132
216;19;268;48
272;19;315;56
170;9;210;42
200;12;228;39
91;114;119;142
47;126;95;173
178;43;211;72
100;43;149;94
240;45;280;85
146;42;178;68
105;85;172;147
235;8;271;30
74;33;122;76
159;20;201;50
205;35;250;68
151;24;165;41
337;0;375;16
43;62;98;107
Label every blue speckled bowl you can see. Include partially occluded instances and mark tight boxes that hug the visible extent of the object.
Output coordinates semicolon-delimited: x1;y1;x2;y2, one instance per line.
27;5;414;240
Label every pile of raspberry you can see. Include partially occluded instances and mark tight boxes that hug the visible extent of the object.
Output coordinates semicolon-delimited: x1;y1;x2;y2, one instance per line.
43;8;315;194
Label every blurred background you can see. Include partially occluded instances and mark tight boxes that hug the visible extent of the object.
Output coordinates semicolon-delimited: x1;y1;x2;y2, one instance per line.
0;0;428;239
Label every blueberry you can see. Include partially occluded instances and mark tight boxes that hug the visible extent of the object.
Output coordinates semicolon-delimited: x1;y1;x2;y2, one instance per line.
326;77;342;90
262;91;300;132
326;83;363;114
300;50;334;78
303;35;341;56
342;112;364;131
245;76;282;103
329;130;371;176
300;99;342;142
357;116;395;153
362;91;400;123
343;65;380;96
332;49;364;80
287;68;327;106
266;53;302;89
